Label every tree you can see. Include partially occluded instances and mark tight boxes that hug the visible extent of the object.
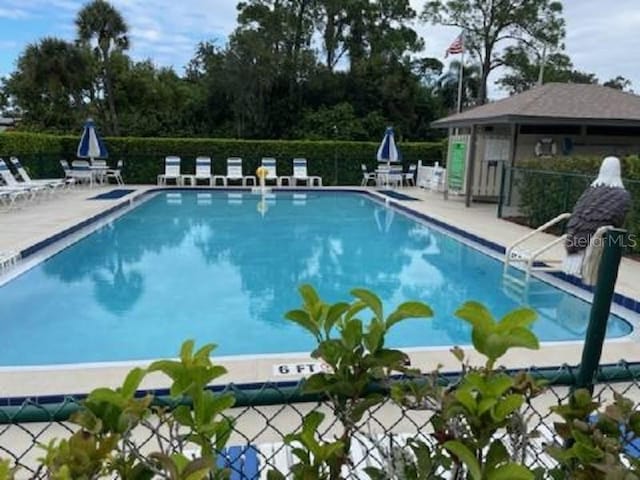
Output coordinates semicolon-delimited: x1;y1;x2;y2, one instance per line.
423;0;565;104
498;46;597;94
603;76;633;92
76;0;129;135
3;37;92;132
437;60;481;111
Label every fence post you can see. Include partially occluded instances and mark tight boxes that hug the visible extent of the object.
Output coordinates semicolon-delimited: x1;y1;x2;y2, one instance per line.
497;162;507;218
574;228;626;394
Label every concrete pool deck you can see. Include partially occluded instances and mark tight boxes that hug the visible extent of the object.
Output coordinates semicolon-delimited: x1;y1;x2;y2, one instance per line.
1;184;640;397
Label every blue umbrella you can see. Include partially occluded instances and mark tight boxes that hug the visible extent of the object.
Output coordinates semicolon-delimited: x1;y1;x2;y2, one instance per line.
77;118;108;160
376;126;400;166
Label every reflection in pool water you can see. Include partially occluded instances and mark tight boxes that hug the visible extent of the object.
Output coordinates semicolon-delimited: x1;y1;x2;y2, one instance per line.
0;191;632;366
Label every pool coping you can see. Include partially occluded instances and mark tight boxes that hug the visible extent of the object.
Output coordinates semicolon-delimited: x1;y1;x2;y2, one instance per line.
2;186;640;400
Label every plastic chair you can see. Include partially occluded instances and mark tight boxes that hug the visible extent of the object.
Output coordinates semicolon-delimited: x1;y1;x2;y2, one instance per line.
361;164;377;186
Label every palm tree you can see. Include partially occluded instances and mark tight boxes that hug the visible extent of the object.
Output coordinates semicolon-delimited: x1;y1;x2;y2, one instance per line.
437;60;481;113
76;0;128;135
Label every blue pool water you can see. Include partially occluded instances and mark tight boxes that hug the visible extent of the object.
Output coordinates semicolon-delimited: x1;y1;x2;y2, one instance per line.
0;191;632;366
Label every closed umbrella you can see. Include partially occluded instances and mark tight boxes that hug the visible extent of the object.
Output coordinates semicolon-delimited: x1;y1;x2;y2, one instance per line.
77;118;108;161
376;126;400;166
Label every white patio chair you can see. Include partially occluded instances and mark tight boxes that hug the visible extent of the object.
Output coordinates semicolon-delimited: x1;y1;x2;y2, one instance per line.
361;164;377;186
291;158;322;186
261;157;288;186
90;159;108;184
403;164;417;187
225;157;256;186
190;156;213;186
10;157;70;191
0;158;44;199
105;160;124;185
157;156;182;186
71;160;95;187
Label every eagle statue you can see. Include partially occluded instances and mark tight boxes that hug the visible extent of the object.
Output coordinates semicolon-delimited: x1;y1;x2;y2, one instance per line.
563;156;631;285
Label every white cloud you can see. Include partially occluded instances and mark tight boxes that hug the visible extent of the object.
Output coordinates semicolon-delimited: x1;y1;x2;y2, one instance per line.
0;7;29;18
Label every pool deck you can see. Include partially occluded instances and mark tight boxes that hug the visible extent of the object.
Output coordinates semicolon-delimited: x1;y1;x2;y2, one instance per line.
1;184;640;398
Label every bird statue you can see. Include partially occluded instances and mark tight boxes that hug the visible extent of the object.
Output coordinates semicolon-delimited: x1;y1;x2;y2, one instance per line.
563;156;631;285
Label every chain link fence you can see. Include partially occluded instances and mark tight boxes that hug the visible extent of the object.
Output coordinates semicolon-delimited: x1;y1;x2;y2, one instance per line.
2;362;640;478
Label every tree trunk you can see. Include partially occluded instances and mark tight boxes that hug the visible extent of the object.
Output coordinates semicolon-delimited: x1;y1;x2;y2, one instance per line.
478;53;492;105
102;48;120;136
323;4;337;70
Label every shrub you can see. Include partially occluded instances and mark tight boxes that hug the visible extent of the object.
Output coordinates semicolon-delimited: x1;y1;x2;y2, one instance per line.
514;155;640;253
0;132;445;185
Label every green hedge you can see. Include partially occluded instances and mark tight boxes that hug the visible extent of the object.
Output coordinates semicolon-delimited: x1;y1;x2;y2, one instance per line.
0;132;445;185
514;155;640;253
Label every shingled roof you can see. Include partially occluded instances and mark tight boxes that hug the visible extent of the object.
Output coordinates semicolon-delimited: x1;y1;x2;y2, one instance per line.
432;83;640;128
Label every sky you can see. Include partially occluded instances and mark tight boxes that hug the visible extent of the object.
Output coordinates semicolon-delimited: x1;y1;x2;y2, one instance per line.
0;0;638;99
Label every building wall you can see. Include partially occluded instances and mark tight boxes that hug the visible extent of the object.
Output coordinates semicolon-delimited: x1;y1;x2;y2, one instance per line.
514;133;640;164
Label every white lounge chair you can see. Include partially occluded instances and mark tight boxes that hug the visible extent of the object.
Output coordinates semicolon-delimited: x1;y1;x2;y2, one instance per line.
260;158;288;186
105;160;124;185
0;158;45;199
157;156;182;186
291;158;322;187
10;156;70;192
361;164;377;186
225;157;256;186
0;188;30;209
184;156;213;186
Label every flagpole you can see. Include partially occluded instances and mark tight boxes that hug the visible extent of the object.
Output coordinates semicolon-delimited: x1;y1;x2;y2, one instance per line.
456;31;465;113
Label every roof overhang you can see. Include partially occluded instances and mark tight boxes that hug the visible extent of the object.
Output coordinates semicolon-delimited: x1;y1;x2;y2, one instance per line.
431;115;640;129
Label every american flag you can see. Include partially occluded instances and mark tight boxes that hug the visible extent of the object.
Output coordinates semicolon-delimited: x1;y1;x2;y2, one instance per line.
445;34;464;57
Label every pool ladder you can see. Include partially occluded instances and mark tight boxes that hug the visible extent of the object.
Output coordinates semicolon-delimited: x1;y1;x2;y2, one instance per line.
503;213;571;284
0;251;20;275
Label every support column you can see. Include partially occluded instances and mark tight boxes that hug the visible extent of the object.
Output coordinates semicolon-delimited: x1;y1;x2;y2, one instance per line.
464;124;477;208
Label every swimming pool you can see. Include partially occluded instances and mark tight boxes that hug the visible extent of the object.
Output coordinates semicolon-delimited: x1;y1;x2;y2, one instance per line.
0;190;632;366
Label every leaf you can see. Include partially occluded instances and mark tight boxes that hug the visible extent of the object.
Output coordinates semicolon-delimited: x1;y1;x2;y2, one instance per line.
364;320;385;352
344;301;367;322
324;302;350;336
455;301;494;330
493;394;524;421
193;344;216;364
267;469;287;480
86;388;124;408
285;309;321;339
485;440;509;470
443;440;482;480
182;457;214;480
342;318;363;350
121;367;146;398
498;308;537;331
487;463;534;480
180;340;195;364
351;288;383;321
385;301;433;329
299;284;321;307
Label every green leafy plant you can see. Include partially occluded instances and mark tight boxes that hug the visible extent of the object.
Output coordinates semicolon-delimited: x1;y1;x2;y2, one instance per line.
547;389;640;479
270;284;433;479
40;340;234;480
390;302;545;480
